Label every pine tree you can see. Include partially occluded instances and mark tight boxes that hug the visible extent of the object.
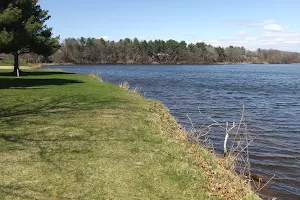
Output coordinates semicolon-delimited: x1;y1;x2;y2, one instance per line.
0;0;60;76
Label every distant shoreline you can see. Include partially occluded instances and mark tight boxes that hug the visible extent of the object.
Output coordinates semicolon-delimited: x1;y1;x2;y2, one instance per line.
42;62;300;67
2;62;299;70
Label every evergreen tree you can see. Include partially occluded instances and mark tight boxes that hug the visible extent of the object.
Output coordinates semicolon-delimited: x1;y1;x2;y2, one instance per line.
0;0;60;76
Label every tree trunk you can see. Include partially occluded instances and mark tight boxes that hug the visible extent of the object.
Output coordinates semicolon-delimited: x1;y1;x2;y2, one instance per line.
13;53;20;77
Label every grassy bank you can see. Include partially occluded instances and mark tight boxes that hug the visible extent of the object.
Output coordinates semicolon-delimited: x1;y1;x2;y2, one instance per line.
0;70;259;199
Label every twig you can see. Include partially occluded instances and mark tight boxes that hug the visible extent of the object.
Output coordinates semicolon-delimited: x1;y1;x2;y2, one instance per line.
257;174;276;192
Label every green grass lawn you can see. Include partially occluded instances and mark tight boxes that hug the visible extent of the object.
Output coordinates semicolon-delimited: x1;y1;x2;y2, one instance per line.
0;70;259;200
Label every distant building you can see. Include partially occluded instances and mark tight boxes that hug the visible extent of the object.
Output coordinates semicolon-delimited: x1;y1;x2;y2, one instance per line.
156;53;169;56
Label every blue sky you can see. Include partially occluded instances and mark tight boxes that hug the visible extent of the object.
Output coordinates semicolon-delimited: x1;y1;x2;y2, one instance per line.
40;0;300;52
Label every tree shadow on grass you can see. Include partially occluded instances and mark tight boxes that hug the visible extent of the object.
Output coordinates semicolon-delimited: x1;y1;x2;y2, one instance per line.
0;70;74;77
0;94;131;142
0;78;83;89
0;96;135;198
0;184;40;200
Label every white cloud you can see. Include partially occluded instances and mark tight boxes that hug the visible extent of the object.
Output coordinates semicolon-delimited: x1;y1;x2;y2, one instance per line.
188;30;300;51
264;24;283;32
205;40;220;44
234;30;245;36
226;19;274;26
137;36;148;40
136;36;157;41
244;37;258;41
102;36;109;40
284;40;300;44
211;19;300;51
264;31;300;38
227;19;284;32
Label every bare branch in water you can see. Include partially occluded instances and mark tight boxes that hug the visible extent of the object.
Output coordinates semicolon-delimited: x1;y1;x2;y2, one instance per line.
186;105;275;194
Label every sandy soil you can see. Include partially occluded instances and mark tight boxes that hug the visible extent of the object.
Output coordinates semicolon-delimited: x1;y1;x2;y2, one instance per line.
0;66;31;69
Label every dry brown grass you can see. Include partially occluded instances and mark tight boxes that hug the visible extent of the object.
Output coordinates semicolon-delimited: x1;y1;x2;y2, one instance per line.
119;81;129;90
119;81;143;94
0;66;31;69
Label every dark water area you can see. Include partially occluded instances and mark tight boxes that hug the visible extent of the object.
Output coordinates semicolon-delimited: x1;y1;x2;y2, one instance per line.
43;64;300;200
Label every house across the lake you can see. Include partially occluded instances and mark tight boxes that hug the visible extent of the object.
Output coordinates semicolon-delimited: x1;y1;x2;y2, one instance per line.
156;53;169;56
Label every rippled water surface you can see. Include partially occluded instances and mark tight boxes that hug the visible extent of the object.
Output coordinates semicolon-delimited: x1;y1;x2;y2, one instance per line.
44;64;300;200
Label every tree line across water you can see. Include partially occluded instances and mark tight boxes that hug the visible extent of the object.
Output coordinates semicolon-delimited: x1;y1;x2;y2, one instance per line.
2;37;300;65
6;37;299;65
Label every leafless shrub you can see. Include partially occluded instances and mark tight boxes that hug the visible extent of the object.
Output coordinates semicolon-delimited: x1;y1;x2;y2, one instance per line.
119;81;143;94
119;81;129;90
226;105;252;180
131;85;143;94
91;71;103;82
186;111;217;153
186;105;276;194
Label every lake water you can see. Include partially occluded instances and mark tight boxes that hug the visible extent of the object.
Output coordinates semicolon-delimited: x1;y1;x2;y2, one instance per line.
43;64;300;200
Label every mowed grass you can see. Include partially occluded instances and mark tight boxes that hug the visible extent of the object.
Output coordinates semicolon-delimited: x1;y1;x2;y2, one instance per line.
0;70;258;200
